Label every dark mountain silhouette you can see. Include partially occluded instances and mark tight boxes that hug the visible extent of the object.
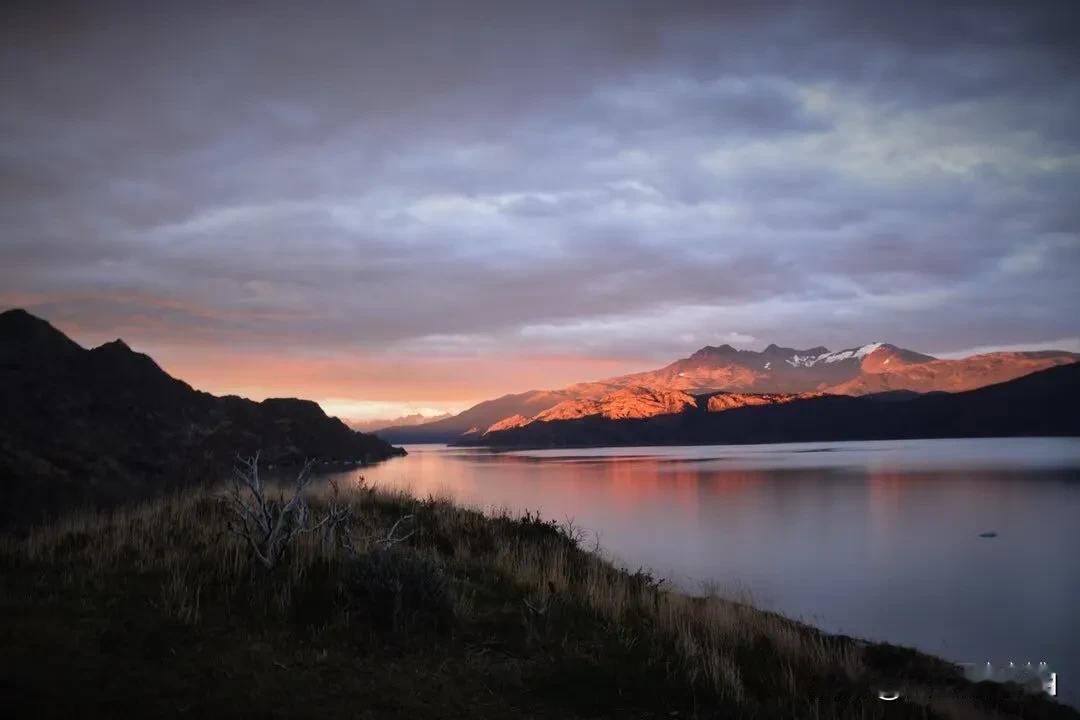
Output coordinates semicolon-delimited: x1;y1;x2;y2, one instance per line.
467;362;1080;448
0;309;404;527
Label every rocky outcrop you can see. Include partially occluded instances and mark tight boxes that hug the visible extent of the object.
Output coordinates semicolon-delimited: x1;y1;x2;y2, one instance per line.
705;391;816;412
535;387;698;422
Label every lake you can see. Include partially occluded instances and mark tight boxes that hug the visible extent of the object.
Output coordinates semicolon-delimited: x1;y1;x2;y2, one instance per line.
336;437;1080;706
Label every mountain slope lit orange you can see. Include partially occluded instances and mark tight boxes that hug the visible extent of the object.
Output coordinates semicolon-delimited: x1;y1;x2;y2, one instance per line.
534;387;698;423
382;342;1079;441
705;391;819;412
826;351;1078;394
483;389;820;433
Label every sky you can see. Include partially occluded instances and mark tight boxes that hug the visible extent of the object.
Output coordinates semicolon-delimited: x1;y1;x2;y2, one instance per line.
3;1;1079;421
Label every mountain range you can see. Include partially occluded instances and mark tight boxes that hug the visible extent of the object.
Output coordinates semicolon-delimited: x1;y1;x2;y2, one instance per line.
347;412;453;433
378;341;1078;443
0;309;404;527
467;362;1080;448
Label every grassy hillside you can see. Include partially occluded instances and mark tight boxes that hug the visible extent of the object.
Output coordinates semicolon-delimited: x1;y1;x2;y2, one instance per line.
1;480;1074;719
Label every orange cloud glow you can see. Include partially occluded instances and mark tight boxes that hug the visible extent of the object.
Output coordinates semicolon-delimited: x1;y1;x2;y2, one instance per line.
114;341;649;421
8;295;656;421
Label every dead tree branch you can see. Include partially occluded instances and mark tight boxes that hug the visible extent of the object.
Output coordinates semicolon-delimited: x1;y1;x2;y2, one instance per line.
382;514;416;547
223;453;351;569
337;511;416;559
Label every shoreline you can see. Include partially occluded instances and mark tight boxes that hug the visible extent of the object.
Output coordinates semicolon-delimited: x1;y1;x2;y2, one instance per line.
2;483;1073;718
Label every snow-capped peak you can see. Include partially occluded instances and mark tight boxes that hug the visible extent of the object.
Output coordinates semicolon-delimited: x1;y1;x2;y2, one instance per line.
822;342;884;364
785;343;884;368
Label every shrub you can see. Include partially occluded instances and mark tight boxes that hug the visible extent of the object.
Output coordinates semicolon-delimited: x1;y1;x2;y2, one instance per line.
341;546;455;633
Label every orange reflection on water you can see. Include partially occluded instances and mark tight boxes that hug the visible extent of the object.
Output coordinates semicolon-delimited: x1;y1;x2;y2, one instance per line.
356;448;773;541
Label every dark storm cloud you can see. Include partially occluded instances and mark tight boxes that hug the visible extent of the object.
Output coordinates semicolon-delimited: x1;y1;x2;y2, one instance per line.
2;0;1079;370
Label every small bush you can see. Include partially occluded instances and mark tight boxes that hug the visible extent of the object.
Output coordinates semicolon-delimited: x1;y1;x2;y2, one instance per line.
341;546;455;633
289;557;339;629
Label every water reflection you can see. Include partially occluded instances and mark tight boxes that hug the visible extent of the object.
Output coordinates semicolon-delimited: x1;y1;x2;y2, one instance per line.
334;438;1080;707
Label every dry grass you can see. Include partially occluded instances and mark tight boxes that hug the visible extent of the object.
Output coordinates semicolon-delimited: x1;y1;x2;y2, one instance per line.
1;479;1073;720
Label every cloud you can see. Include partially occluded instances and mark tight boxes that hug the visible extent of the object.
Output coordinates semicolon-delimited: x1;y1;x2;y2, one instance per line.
935;338;1080;359
1;0;1078;404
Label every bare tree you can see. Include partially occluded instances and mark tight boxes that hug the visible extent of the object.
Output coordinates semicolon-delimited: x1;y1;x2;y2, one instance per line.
339;512;417;558
381;514;416;547
223;452;350;569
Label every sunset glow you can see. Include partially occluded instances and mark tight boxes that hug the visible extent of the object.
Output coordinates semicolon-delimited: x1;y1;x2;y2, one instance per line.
3;3;1080;715
3;3;1078;422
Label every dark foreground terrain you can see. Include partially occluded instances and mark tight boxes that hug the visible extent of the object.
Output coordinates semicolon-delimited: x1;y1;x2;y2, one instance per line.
2;482;1074;719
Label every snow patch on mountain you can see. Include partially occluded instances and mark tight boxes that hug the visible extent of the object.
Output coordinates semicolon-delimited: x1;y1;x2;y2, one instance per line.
823;342;884;364
785;343;884;368
785;353;824;368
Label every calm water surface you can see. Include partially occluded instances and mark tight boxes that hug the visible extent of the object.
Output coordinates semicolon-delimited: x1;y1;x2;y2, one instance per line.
336;438;1080;705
